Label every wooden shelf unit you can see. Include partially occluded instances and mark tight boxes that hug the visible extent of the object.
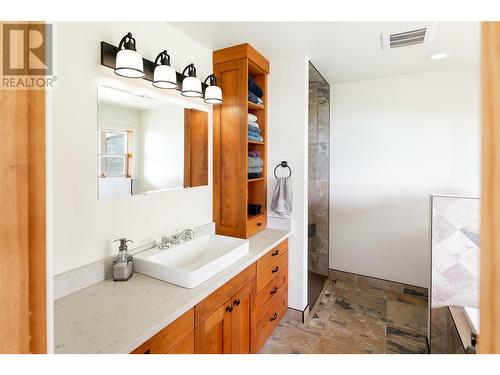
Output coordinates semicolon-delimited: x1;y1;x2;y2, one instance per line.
213;43;269;239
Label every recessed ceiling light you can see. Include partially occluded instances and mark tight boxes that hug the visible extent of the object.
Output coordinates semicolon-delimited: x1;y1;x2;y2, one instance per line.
426;52;448;60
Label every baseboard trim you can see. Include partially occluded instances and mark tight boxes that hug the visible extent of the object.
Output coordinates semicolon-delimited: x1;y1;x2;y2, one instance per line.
329;268;428;292
287;305;310;323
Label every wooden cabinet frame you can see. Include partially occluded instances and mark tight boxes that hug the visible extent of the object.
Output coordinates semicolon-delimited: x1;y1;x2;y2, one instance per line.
0;22;46;353
480;21;500;353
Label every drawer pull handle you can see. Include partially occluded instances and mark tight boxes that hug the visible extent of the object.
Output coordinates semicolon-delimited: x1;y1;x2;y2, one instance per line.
257;222;262;227
233;299;241;306
271;250;279;256
272;266;279;273
226;305;233;313
270;313;278;322
270;287;278;295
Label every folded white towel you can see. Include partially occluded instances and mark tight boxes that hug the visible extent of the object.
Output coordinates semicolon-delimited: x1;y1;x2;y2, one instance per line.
248;113;257;122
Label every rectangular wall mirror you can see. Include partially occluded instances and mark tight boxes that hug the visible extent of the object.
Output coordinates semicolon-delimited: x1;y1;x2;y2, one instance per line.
97;85;208;199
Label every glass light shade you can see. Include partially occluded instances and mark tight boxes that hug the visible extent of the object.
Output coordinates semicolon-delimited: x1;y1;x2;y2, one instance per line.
181;76;202;97
204;85;223;104
114;49;145;78
153;65;177;89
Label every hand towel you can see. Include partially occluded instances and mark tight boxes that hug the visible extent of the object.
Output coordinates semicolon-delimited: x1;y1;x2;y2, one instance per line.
248;150;261;158
248;113;258;122
248;156;263;168
271;177;292;218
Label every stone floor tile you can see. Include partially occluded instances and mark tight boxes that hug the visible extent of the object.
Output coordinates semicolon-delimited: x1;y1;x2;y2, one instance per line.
386;325;427;354
312;337;364;354
262;273;428;354
387;300;427;335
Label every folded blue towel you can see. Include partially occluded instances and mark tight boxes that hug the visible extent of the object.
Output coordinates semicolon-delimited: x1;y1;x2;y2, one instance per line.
248;124;261;134
248;134;264;142
248;156;263;168
248;166;263;174
248;91;263;105
248;172;262;179
248;130;261;138
248;120;259;128
248;76;264;98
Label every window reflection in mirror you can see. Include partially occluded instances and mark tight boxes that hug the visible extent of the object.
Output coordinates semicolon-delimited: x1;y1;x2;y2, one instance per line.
97;85;208;200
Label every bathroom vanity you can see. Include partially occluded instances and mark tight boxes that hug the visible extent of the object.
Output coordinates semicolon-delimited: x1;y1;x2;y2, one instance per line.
54;228;290;354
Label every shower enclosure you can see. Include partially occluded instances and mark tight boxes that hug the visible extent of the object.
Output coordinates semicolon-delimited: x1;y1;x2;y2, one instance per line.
308;62;330;308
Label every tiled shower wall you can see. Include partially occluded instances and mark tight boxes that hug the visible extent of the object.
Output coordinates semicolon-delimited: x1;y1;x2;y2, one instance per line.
308;63;330;276
430;195;480;353
431;196;480;308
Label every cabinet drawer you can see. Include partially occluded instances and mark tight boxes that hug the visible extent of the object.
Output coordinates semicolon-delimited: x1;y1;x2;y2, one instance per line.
256;267;288;312
195;263;256;326
131;308;194;354
246;214;267;237
256;250;288;293
256;239;288;274
256;287;288;348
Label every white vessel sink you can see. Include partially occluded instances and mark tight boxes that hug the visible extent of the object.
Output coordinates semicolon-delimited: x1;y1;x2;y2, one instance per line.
133;234;249;288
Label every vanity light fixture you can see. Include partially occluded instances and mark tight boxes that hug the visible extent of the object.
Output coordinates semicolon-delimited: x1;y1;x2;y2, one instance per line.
114;32;145;78
203;74;223;104
152;50;177;89
181;63;202;98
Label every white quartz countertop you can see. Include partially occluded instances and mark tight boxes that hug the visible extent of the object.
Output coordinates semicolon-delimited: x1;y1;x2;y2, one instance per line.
54;228;291;354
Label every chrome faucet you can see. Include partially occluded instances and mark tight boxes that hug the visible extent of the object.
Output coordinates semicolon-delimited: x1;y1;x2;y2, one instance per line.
158;228;195;250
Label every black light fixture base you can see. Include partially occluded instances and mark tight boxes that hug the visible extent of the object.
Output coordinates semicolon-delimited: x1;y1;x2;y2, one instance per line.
100;41;208;93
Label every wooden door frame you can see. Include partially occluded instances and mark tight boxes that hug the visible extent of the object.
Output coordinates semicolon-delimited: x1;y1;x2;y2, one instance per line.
0;21;47;354
480;21;500;354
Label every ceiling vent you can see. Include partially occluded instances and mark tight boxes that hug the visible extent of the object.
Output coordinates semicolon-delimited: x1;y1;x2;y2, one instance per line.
381;24;436;50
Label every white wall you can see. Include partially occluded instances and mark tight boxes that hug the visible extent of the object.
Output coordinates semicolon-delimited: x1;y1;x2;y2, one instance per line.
51;22;213;275
268;56;309;310
330;67;481;287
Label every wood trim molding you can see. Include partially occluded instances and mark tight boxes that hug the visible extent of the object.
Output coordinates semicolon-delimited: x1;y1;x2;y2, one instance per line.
213;43;269;74
28;87;47;353
480;21;500;353
0;22;46;353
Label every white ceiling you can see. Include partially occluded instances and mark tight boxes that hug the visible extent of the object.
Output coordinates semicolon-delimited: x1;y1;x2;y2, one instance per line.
170;22;480;84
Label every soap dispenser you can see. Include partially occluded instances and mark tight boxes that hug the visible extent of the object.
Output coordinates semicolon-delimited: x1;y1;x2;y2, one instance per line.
113;238;133;281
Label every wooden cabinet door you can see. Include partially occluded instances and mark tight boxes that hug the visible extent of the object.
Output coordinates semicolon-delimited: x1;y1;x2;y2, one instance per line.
195;300;232;354
184;108;208;188
167;331;194;354
230;282;253;354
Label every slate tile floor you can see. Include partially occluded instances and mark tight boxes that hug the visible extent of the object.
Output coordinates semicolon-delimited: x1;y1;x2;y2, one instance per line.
260;271;428;354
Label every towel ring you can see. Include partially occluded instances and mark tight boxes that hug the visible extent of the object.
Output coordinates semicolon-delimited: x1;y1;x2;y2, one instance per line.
274;161;292;179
